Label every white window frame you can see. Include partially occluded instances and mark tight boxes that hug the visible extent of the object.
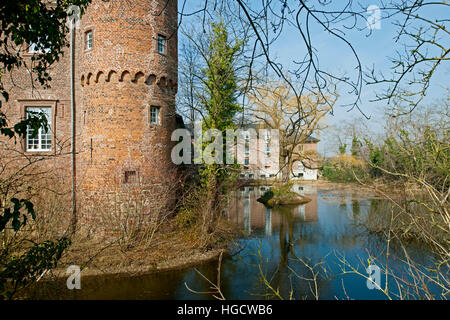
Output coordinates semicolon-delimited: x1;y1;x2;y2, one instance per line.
150;106;160;125
85;31;93;50
157;35;166;54
28;42;40;53
28;41;51;54
266;143;270;154
26;107;52;152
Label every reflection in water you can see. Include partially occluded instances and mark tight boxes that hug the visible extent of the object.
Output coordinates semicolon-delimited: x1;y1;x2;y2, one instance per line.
298;204;305;220
265;207;272;236
228;185;326;299
28;184;444;300
230;185;318;234
243;193;251;233
352;192;361;217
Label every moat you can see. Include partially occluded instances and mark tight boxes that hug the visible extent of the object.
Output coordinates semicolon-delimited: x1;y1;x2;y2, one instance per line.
28;183;444;299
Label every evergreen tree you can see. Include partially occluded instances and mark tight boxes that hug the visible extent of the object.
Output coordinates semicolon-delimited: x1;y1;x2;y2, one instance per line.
351;136;361;157
202;21;242;132
199;21;242;182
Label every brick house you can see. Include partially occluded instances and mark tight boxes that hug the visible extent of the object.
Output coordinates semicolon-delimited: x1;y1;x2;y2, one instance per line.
0;0;179;229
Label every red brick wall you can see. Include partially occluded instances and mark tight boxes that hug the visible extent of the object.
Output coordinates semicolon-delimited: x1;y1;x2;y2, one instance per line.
78;0;178;225
0;0;179;232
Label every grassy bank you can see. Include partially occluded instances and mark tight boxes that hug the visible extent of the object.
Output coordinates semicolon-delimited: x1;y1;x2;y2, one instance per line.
35;213;239;280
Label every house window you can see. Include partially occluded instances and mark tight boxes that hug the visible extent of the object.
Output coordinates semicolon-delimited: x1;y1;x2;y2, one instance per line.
28;41;51;53
26;107;52;151
244;143;249;155
28;42;40;53
150;106;160;125
244;157;249;166
85;31;93;50
157;35;166;54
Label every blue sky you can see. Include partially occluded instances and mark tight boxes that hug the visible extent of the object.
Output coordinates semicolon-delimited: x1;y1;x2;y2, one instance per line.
178;1;449;155
262;1;449;155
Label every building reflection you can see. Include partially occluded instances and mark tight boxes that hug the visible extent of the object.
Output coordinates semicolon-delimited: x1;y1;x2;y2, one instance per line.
228;184;318;235
227;184;320;299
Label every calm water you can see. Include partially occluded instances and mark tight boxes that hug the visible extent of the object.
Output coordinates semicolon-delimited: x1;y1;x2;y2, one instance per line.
29;184;445;299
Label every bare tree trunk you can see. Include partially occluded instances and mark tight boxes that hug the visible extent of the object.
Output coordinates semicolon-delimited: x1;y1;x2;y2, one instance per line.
281;154;291;183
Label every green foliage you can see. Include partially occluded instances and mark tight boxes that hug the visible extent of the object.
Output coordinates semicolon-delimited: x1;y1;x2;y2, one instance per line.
0;107;49;143
0;196;71;299
202;21;243;132
198;21;243;185
176;21;243;248
351;136;361;156
365;139;385;177
0;238;70;300
371;126;449;192
0;198;35;232
325;104;449;192
338;143;347;155
321;162;364;183
257;190;274;205
271;183;296;197
175;208;198;230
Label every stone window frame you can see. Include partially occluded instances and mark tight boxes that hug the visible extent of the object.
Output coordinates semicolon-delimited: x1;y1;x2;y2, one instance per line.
155;31;169;56
149;105;161;126
18;99;57;155
83;26;95;52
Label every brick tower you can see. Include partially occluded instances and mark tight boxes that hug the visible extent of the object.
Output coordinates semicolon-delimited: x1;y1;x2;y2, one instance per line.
77;0;178;226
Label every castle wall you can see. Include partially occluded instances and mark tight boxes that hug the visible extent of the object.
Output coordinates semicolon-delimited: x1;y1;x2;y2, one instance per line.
77;0;178;228
0;0;179;234
0;16;74;223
